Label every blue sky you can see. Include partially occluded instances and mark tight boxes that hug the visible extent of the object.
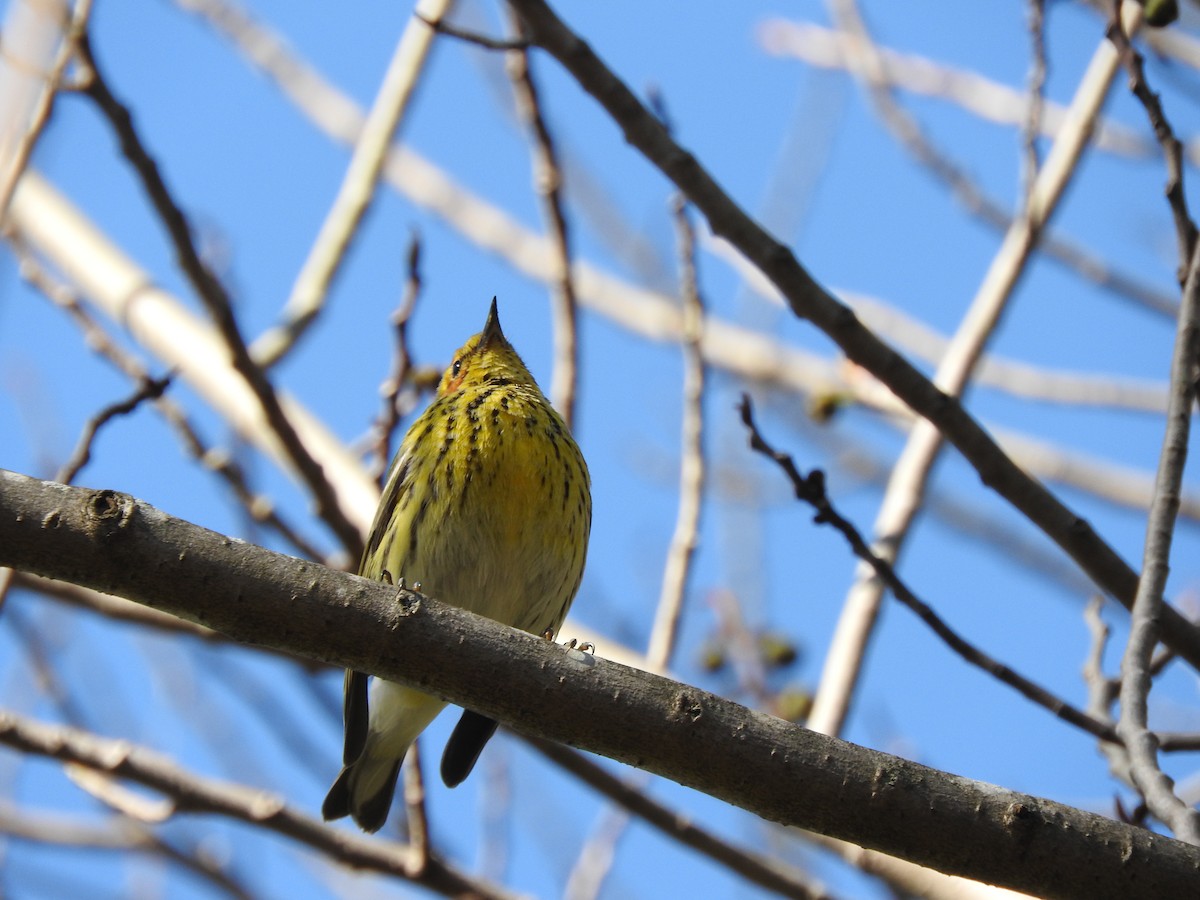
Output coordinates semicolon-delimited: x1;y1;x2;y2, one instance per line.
2;1;1199;897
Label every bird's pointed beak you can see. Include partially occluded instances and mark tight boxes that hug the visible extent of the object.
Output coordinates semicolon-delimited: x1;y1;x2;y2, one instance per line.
481;297;504;346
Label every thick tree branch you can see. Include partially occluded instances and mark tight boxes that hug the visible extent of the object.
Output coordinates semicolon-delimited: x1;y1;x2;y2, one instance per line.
1;470;1198;899
501;0;1200;674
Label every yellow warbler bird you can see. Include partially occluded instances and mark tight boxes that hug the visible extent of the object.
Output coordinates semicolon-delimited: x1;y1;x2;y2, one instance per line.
323;299;591;833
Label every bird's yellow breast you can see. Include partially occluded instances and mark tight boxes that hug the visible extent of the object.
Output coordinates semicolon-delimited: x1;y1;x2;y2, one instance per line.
365;378;590;638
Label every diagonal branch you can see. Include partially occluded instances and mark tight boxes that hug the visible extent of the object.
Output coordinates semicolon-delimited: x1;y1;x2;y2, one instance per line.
737;396;1119;746
250;0;455;368
0;710;515;898
501;0;1200;674
76;35;363;560
529;736;829;900
807;0;1128;737
1;469;1199;898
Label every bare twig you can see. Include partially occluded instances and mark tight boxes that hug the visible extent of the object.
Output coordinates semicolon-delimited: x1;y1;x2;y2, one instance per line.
0;710;515;898
251;0;455;368
1157;733;1200;753
563;804;633;900
710;242;1178;416
1114;187;1200;847
76;36;363;559
1083;598;1131;785
808;0;1143;737
647;197;707;673
1107;9;1198;279
401;741;430;873
1118;351;1200;832
758;18;1179;319
5;601;89;726
505;10;580;427
0;0;92;222
370;231;424;484
0;803;253;900
757;20;1161;163
738;394;1121;746
55;375;171;486
528;736;830;900
417;12;529;51
1021;0;1047;206
502;0;1200;678
1107;5;1200;845
13;242;326;562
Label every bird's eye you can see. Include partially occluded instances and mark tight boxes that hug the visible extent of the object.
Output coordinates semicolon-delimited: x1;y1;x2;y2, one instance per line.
451;359;462;377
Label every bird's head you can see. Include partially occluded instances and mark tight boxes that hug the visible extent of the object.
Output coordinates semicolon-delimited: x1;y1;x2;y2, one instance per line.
437;298;538;395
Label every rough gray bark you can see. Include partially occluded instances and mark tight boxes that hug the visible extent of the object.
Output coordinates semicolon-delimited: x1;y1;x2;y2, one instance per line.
2;468;1198;899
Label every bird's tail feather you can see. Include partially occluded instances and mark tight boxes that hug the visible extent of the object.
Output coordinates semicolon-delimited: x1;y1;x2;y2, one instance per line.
322;754;403;833
323;683;445;832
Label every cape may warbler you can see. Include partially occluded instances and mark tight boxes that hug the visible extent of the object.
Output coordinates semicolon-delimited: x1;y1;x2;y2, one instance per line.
323;299;591;833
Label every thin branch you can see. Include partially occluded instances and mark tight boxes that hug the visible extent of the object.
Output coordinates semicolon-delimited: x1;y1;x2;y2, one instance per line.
738;395;1121;746
758;18;1179;319
528;737;832;900
0;803;253;900
12;572;321;668
1157;733;1200;752
1119;379;1200;829
1108;8;1198;279
757;20;1158;163
808;0;1137;737
1021;0;1047;206
990;423;1200;523
1083;598;1132;786
13;242;326;562
710;242;1179;416
369;231;424;484
502;0;1200;678
250;0;454;368
55;375;170;485
1107;5;1200;845
417;13;529;51
0;0;92;222
401;741;430;872
647;197;707;673
505;9;581;427
563;804;632;900
1114;180;1200;847
0;710;515;897
75;35;363;560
